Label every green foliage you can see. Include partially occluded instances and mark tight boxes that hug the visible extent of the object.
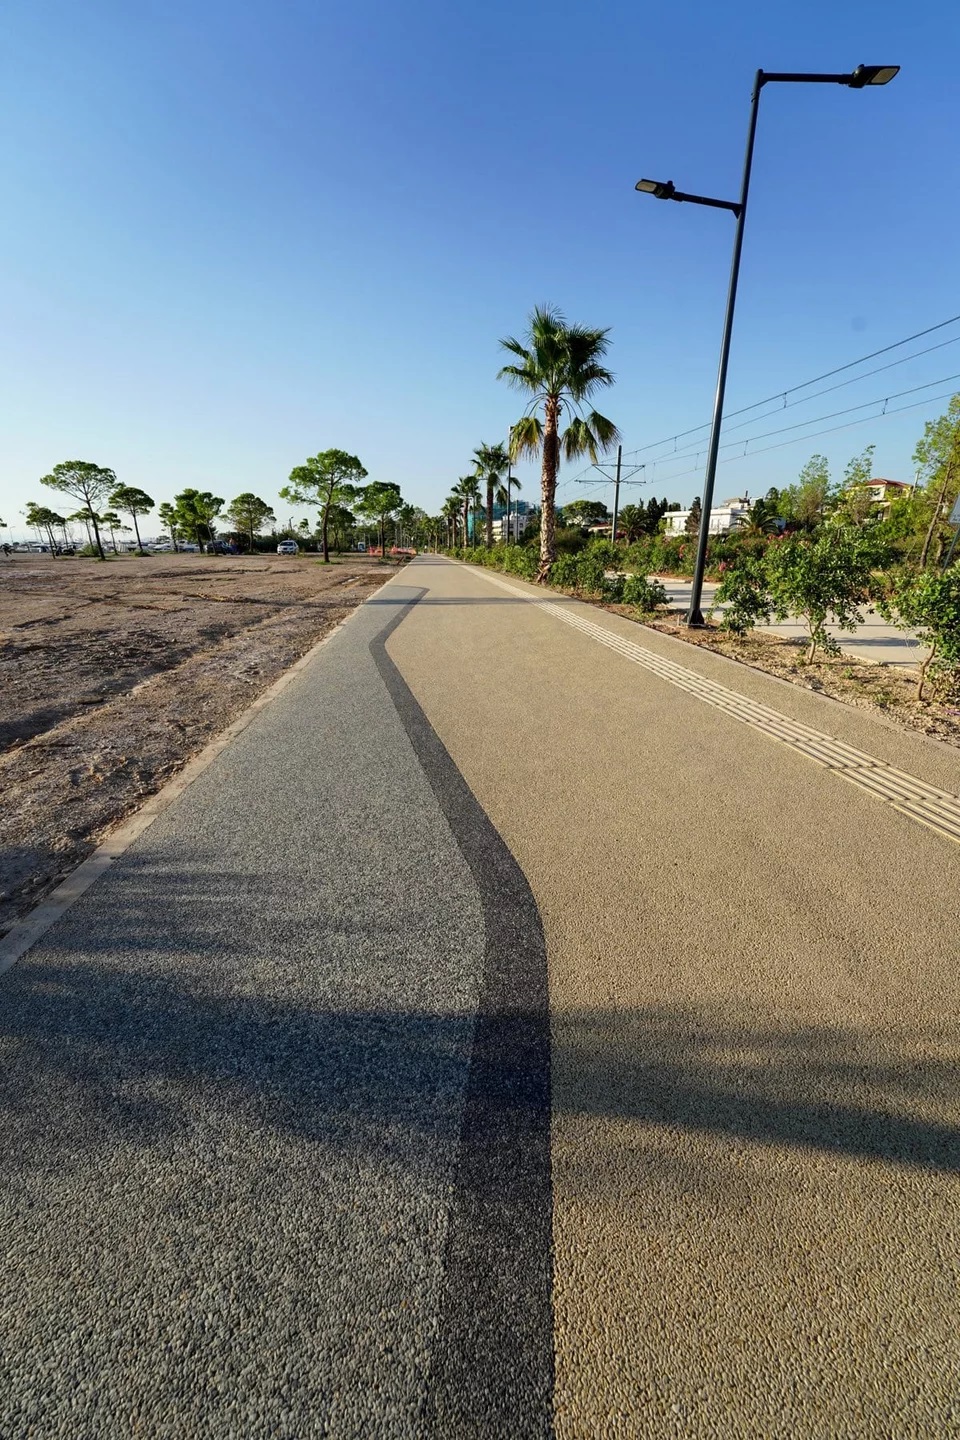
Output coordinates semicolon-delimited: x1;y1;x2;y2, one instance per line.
684;496;702;535
499;304;619;576
621;574;668;612
173;489;224;550
25;503;66;552
914;394;960;567
779;453;834;530
715;521;888;660
563;498;610;526
40;460;117;559
878;566;960;700
281;449;368;561
109;484;154;552
225;492;277;551
356;481;403;553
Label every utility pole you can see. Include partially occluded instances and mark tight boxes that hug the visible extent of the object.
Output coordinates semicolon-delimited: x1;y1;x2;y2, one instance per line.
611;445;623;543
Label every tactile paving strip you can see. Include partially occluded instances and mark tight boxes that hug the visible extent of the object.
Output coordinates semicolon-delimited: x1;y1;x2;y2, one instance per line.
474;568;960;847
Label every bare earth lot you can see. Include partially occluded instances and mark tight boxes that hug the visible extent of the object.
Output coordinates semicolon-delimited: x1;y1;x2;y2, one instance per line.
0;553;394;933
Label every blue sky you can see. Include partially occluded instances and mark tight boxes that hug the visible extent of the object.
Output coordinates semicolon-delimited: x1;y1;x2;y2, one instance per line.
2;0;958;537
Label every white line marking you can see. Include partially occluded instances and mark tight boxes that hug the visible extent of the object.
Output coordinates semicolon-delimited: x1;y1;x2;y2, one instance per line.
472;566;960;848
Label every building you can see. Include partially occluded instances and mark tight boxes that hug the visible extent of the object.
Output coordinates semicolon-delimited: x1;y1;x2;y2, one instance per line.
854;478;912;517
662;496;752;537
491;510;531;541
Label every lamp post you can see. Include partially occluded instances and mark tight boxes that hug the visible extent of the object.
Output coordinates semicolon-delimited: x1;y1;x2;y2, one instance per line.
636;63;899;626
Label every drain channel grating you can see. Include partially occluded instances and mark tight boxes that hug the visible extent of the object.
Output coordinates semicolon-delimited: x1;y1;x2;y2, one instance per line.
478;570;960;847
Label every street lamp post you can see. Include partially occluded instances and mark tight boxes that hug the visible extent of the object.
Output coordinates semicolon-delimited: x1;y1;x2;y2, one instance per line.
636;63;899;626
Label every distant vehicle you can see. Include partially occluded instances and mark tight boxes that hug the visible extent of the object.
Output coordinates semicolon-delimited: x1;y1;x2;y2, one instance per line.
149;541;173;552
277;539;299;555
179;543;200;552
354;541;367;552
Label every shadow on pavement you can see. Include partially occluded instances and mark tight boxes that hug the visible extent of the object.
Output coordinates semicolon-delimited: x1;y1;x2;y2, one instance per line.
2;936;958;1177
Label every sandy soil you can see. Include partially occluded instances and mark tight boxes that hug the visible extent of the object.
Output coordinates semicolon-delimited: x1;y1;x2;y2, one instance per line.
1;552;397;933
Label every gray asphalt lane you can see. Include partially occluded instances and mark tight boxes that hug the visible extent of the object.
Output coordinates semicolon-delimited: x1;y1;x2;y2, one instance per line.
1;580;553;1438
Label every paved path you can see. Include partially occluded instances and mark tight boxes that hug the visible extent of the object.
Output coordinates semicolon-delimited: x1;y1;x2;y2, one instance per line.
4;556;960;1436
655;576;928;668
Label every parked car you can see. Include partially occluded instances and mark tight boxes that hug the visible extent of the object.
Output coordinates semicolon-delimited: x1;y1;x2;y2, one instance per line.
277;539;299;555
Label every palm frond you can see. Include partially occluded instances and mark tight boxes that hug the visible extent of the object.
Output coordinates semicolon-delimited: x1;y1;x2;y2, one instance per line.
510;414;543;461
561;411;621;463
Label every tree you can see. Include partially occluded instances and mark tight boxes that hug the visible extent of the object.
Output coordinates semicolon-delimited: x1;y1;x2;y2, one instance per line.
717;520;888;662
617;502;646;543
99;510;124;552
915;395;960;568
564;498;610;528
40;460;116;560
157;502;181;551
110;485;154;554
225;493;276;554
173;489;224;551
472;441;509;549
280;450;368;563
25;503;66;555
684;496;702;535
499;304;619;580
357;482;402;556
879;566;960;700
781;454;833;531
453;475;482;547
441;495;461;548
326;503;356;552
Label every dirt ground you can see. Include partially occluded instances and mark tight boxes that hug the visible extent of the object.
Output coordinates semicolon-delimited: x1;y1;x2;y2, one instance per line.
1;552;398;934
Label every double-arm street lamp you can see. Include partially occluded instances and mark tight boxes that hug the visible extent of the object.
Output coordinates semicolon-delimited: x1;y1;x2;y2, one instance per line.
636;63;899;626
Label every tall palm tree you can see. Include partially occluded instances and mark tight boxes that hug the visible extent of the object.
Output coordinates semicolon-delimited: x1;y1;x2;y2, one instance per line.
442;494;461;548
472;441;509;549
499;304;619;580
497;470;522;542
454;476;482;548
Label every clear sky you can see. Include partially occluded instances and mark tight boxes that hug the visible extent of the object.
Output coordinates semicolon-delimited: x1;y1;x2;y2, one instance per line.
2;0;958;538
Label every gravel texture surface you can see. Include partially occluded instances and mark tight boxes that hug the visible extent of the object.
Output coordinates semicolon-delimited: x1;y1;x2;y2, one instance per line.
2;574;554;1437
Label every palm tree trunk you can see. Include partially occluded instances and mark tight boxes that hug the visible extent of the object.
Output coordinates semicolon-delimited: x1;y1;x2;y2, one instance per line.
537;395;561;581
131;511;145;554
486;480;494;548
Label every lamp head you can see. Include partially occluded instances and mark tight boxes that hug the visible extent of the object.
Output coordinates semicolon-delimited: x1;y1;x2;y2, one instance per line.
846;64;900;87
635;178;677;199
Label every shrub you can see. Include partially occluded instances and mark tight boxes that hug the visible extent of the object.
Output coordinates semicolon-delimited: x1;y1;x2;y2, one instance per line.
715;522;888;661
622;574;668;612
878;566;960;701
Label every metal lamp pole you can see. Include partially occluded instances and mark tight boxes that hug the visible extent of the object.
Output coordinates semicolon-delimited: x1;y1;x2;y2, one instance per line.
636;63;899;626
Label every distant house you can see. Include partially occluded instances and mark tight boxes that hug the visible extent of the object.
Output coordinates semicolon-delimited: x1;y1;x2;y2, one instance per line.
852;478;912;517
662;496;752;537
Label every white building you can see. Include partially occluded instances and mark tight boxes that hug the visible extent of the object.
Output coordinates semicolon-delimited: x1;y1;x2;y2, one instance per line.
491;512;531;541
662;496;752;536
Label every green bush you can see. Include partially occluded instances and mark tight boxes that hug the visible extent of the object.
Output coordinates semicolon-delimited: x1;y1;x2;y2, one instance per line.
622;575;668;612
878;565;960;701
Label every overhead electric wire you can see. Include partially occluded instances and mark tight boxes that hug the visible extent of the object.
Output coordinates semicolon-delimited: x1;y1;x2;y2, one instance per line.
636;387;960;489
618;312;960;460
643;370;960;474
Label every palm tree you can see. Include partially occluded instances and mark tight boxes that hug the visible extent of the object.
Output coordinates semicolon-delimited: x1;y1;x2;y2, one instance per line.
454;476;482;548
472;441;509;549
499;304;619;579
497;469;522;542
442;495;461;548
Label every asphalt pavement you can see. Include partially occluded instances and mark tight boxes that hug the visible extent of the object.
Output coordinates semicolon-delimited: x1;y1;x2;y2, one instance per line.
4;555;960;1437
